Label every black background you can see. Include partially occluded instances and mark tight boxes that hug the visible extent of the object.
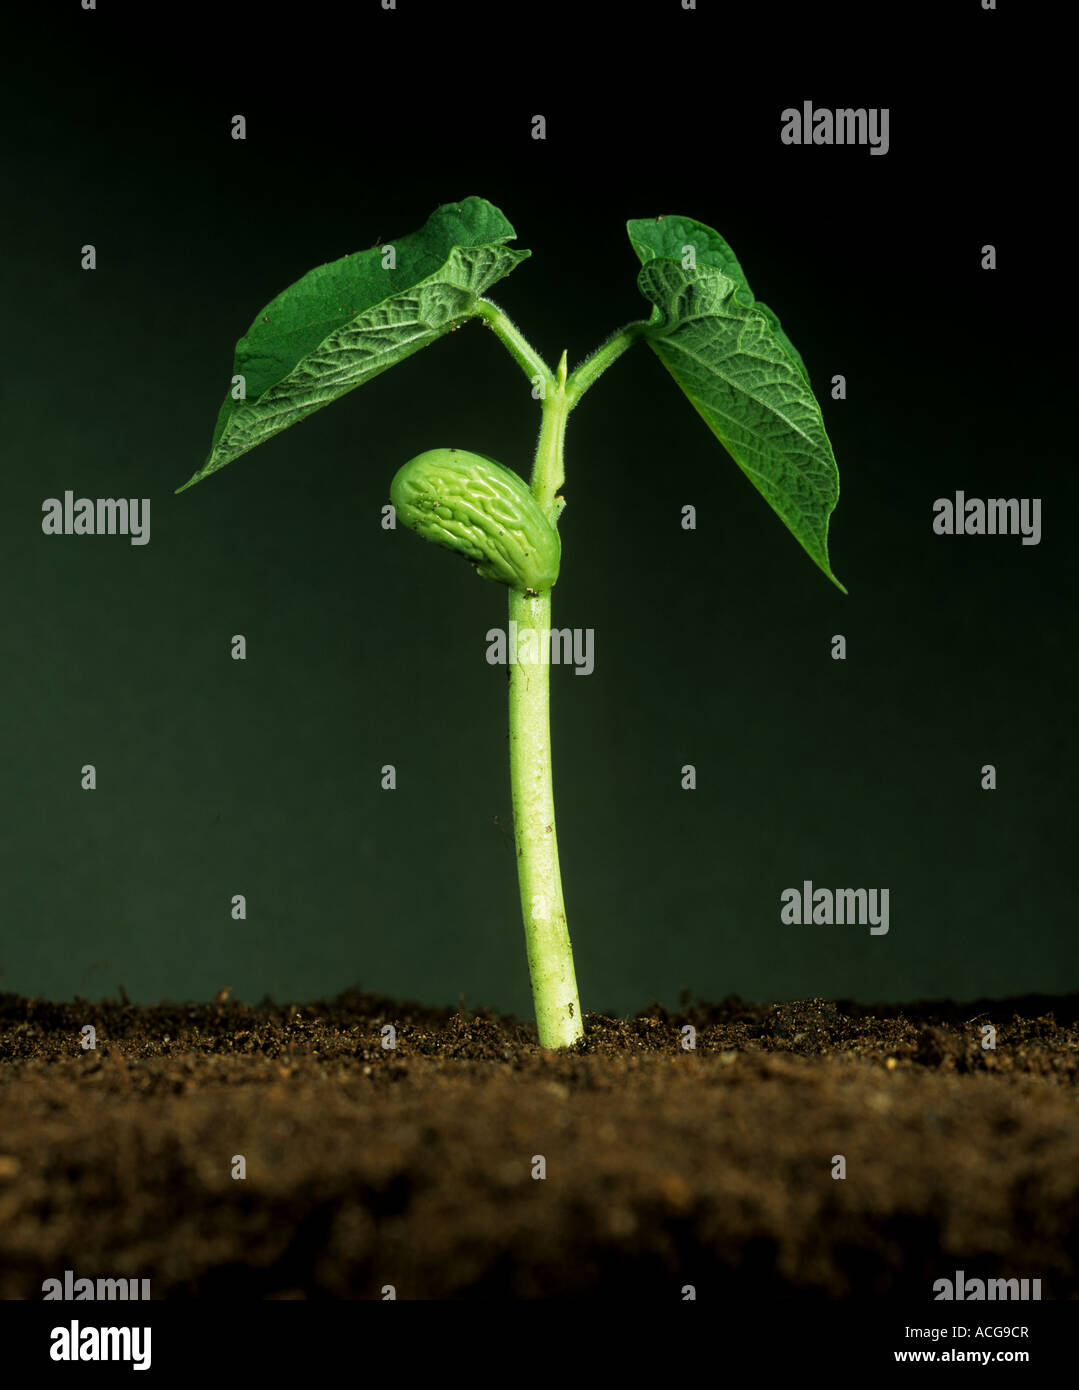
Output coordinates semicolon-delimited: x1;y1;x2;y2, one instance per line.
1;1;1071;1020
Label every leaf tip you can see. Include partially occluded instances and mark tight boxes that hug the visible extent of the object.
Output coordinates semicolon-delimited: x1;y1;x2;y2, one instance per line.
818;556;847;594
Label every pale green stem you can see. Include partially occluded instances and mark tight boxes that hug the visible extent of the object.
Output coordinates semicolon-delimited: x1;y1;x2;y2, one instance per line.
564;321;650;408
531;350;569;515
474;298;554;391
508;584;582;1049
507;355;582;1048
479;309;647;1048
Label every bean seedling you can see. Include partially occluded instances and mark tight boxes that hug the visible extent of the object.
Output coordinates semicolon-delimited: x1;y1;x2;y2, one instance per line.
176;196;844;1048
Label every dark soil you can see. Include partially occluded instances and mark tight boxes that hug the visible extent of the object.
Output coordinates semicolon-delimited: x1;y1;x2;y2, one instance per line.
1;990;1077;1299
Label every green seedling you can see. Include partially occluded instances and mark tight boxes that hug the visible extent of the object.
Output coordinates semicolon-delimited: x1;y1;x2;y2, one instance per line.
177;196;844;1049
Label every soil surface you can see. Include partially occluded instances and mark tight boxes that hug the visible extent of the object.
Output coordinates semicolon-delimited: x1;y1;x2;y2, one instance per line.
1;990;1077;1299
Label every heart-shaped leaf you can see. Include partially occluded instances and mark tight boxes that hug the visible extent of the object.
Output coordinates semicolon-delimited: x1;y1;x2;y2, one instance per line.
628;215;844;591
177;196;529;492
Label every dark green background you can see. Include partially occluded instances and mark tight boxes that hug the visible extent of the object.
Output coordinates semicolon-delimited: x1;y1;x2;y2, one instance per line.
2;4;1071;1018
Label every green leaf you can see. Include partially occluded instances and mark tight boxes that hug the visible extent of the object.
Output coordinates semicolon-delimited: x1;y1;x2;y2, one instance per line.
628;216;810;384
627;216;844;591
176;196;529;493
